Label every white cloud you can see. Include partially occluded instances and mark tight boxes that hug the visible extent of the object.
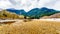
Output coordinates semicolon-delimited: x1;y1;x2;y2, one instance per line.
0;0;12;9
0;0;60;12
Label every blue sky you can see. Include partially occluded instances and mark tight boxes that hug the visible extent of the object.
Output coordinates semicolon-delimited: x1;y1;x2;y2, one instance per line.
0;0;60;12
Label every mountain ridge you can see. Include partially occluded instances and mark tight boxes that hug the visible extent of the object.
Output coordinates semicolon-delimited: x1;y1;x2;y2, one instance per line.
6;7;60;19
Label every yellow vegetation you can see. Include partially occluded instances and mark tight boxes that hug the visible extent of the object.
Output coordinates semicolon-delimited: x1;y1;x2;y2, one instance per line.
0;10;24;19
0;19;60;34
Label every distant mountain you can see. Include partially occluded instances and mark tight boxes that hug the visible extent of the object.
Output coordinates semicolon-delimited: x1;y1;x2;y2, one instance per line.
6;7;60;19
6;9;26;16
27;7;60;19
27;8;41;19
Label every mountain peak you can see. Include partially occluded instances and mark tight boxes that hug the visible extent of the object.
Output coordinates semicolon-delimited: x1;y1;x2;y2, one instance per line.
40;7;48;11
41;7;48;9
28;8;39;12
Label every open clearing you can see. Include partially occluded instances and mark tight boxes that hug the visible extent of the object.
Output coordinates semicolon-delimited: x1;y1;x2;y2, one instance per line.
0;19;60;34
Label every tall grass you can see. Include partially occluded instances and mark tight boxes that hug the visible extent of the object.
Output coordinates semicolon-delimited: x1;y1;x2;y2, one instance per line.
0;19;60;34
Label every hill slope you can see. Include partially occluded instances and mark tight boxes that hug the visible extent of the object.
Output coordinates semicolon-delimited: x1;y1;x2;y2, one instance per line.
0;10;24;19
41;13;60;19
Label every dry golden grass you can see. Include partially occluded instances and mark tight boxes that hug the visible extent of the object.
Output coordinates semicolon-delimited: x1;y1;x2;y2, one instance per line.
0;19;60;34
0;10;25;19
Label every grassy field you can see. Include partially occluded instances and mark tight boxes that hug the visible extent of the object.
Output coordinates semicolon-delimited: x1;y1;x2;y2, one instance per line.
0;19;60;34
